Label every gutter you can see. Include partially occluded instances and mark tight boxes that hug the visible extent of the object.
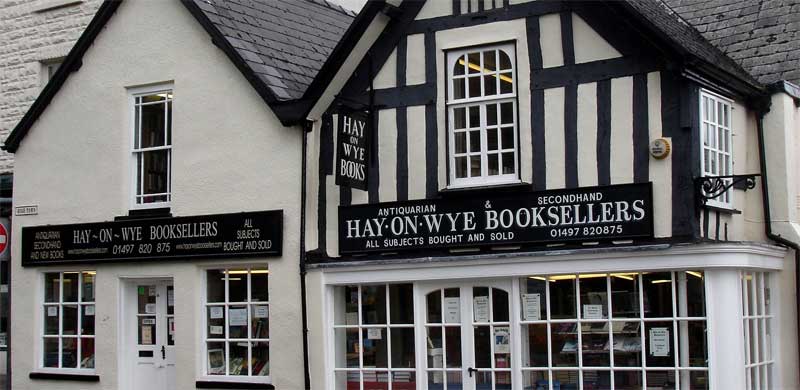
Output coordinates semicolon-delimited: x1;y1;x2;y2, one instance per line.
756;103;800;382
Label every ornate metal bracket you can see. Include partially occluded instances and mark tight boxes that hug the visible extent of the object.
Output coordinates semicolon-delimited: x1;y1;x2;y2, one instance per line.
695;174;760;204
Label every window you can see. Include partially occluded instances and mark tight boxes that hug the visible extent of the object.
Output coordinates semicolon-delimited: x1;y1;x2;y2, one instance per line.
742;271;773;390
333;284;416;390
519;271;708;389
447;43;518;187
42;271;95;370
700;91;733;207
131;87;172;208
40;59;63;88
204;268;270;380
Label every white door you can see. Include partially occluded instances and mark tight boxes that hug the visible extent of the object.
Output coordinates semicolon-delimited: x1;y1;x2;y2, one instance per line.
129;280;175;390
420;280;513;390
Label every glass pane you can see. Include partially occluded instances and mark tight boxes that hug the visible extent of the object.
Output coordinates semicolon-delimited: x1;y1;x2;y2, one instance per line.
475;371;491;388
645;321;674;367
166;101;172;145
611;273;640;318
687;370;710;390
499;72;513;93
455;157;467;178
643;272;673;317
63;305;78;335
646;370;676;389
207;306;226;338
45;273;60;303
362;285;387;325
207;342;226;375
134;104;140;148
167;285;174;315
445;326;462;368
552;370;579;389
362;328;388;368
523;324;547;366
522;370;549;389
580;274;608;319
252;341;269;376
428;371;462;389
500;102;514;124
391;327;415;368
488;154;499;176
44;306;59;335
487;129;498;151
334;328;359;368
362;371;389;390
493;288;509;322
427;291;442;323
426;326;443;368
468;106;480;128
470;157;481;177
676;271;705;317
206;270;225;303
487;103;497;126
484;75;497;95
498;50;511;70
228;341;248;375
468;76;481;98
390;284;414;324
391;371;415;389
612;321;642;367
581;326;610;366
228;305;248;338
501;127;514;150
81;272;95;302
251;270;269;302
62;338;78;368
140;101;167;148
168;316;175;346
454;78;466;100
251;305;269;339
80;338;95;369
474;325;491;368
521;277;547;321
138;316;156;345
615;370;642;390
138;285;157;314
583;370;611;389
44;338;59;367
141;150;169;201
502;152;515;175
484;50;497;72
455;132;467;154
469;131;480;153
228;270;248;302
81;305;95;335
551;322;578;366
550;276;577;319
335;285;359;326
454;55;466;75
677;320;707;367
468;52;480;73
63;272;79;302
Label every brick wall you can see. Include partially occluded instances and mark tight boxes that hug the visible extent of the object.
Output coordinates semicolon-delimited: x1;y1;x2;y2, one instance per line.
0;0;101;174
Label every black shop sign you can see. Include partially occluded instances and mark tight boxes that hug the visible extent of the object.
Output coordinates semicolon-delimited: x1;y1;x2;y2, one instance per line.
335;110;370;190
21;210;282;266
339;183;653;254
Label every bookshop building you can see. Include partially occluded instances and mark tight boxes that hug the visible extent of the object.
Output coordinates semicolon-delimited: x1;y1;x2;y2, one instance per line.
300;1;799;390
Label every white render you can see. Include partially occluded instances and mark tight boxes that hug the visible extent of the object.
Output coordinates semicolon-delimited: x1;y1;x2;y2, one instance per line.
9;1;303;389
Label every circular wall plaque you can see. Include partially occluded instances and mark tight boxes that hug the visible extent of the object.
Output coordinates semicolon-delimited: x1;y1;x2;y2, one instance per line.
649;138;671;159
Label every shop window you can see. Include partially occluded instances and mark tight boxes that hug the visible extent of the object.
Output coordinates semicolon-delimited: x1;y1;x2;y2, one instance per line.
742;272;774;390
204;268;270;379
700;90;733;208
333;284;415;390
42;271;95;370
131;86;172;208
447;43;519;188
519;271;708;389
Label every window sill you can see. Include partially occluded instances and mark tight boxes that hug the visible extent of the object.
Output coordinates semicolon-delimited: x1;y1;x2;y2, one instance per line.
702;203;741;215
29;371;99;381
116;207;172;221
196;380;274;389
440;181;531;197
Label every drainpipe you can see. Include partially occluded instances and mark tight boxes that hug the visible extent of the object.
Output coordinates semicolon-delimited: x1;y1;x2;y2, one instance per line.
300;121;312;389
756;104;800;383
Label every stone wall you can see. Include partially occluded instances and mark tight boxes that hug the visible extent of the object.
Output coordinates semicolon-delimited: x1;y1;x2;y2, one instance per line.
0;0;101;173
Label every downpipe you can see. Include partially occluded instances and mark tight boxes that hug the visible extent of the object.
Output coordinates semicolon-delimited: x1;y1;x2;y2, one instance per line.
300;121;312;389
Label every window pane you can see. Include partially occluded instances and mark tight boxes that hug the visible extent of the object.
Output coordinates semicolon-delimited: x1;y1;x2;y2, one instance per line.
500;102;514;124
583;370;611;389
207;342;226;375
45;273;60;303
252;341;269;376
522;371;549;389
80;338;95;369
390;327;415;368
552;370;578;388
141;150;169;200
644;321;674;367
251;305;269;339
484;50;497;72
487;129;498;151
363;372;388;390
445;326;462;367
470;157;481;177
139;317;156;345
493;288;509;322
499;72;513;93
140;101;167;148
612;321;642;367
166;101;172;145
44;338;59;367
677;320;707;367
228;342;248;375
427;326;442;368
611;273;640;318
487;103;498;126
484;75;497;95
467;52;480;73
228;270;247;302
251;270;269;302
228;305;248;338
469;131;480;153
615;371;643;390
335;328;359;368
427;291;441;323
63;305;78;335
81;305;95;335
391;371;415;388
362;328;388;368
63;272;79;302
455;157;467;179
62;338;78;368
138;285;156;314
579;274;608;319
501;127;514;150
81;272;95;302
682;370;710;390
676;271;705;317
582;325;610;366
455;131;467;154
468;76;481;98
551;322;578;366
646;371;676;389
207;306;225;338
335;285;359;326
488;154;499;176
454;55;466;75
389;284;414;324
454;107;466;129
521;277;547;321
550;276;577;319
362;285;387;325
44;306;59;335
469;106;480;128
498;50;511;70
523;323;548;366
474;325;491;368
643;273;673;317
454;78;465;99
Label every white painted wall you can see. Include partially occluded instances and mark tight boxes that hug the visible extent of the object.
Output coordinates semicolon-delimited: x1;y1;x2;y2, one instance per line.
10;1;303;389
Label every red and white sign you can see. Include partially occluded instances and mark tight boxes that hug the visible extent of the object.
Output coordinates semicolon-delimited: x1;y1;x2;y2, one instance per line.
0;222;7;254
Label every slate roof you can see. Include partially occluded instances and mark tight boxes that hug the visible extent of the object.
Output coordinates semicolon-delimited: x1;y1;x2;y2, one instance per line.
620;0;762;90
192;0;355;101
663;0;800;86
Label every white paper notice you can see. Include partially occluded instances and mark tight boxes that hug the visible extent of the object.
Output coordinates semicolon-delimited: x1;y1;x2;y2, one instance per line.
444;297;460;323
254;306;269;319
167;290;174;307
148;286;156;297
142;326;152;344
47;306;58;317
168;318;174;336
210;325;223;335
84;305;95;316
145;303;156;314
494;326;510;354
583;304;604;320
209;307;224;319
367;328;382;340
473;296;490;322
522;293;541;321
229;308;247;326
649;327;670;357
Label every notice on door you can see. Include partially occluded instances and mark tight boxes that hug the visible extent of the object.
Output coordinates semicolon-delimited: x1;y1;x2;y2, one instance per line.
473;296;490;323
522;293;541;321
494;326;510;354
444;297;460;323
649;327;670;356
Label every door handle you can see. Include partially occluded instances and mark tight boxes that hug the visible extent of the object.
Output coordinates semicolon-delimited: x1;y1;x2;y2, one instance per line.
161;345;166;360
467;367;478;378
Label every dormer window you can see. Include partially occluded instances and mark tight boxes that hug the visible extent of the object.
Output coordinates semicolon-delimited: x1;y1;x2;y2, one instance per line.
447;43;519;188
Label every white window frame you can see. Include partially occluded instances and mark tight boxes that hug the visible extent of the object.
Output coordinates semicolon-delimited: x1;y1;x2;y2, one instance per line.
129;84;173;210
200;267;271;384
446;43;520;188
40;58;63;89
39;271;96;374
699;90;734;208
741;271;774;390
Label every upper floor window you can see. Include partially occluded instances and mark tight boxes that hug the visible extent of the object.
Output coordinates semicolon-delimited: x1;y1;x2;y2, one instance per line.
131;87;172;208
447;43;519;188
700;90;733;207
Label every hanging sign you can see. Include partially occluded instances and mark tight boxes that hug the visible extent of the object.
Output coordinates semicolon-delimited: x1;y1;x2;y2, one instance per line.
21;210;283;266
339;183;653;254
335;110;370;191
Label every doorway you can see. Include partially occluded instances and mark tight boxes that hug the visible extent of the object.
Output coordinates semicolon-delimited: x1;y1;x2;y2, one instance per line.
122;279;175;390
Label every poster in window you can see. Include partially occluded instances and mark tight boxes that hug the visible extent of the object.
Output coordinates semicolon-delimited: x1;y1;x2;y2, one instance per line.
494;326;510;354
335;110;370;190
649;327;670;356
522;293;541;321
582;304;604;320
209;307;224;319
84;305;95;316
142;325;153;345
208;349;225;374
254;305;269;319
473;296;490;322
444;297;460;323
229;308;247;326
